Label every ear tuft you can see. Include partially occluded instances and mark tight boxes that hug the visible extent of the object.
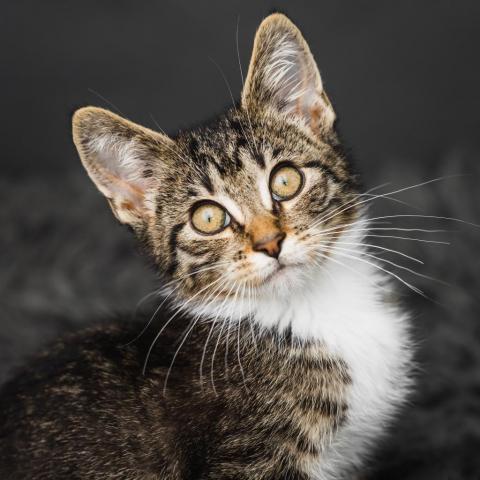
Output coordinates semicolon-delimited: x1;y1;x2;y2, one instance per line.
242;14;335;133
72;107;171;226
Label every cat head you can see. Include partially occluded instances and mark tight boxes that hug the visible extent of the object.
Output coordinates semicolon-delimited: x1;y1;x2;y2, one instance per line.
72;14;360;315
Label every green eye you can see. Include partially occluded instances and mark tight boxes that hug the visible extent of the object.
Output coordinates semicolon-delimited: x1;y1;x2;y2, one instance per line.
191;202;230;235
270;164;304;201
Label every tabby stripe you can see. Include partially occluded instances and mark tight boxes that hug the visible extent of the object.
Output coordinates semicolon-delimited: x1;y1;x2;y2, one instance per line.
186;187;198;197
293;435;319;456
304;159;344;183
288;356;338;372
265;468;309;480
228;119;245;137
237;133;264;168
270;420;312;449
266;457;310;480
232;139;244;171
298;397;348;417
272;146;283;158
194;155;216;193
166;222;185;275
188;139;216;192
313;197;348;219
176;241;211;257
187;260;213;277
199;171;215;194
253;151;266;169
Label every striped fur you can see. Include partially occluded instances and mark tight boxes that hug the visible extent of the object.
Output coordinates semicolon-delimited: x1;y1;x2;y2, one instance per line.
0;13;412;480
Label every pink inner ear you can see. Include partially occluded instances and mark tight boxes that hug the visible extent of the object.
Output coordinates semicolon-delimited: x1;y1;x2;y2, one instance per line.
105;169;146;211
91;142;152;215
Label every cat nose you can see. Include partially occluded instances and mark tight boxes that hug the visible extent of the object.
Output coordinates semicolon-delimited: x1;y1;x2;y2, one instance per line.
253;232;286;259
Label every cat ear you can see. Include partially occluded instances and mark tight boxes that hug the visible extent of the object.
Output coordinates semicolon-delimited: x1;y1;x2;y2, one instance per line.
72;107;172;226
242;13;335;133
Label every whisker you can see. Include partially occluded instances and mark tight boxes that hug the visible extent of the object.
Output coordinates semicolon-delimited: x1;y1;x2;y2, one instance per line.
315;245;427;298
318;222;447;236
308;238;425;264
208;56;257;156
247;281;258;351
316;227;450;244
125;260;230;347
133;288;162;315
122;285;178;347
210;281;238;394
357;213;480;228
312;175;466;230
162;271;233;395
236;280;248;391
143;273;228;376
162;316;201;395
312;251;387;292
362;234;449;245
87;88;125;116
205;284;235;395
309;182;406;230
319;242;451;287
199;279;233;389
224;281;241;375
150;114;192;164
164;275;233;393
235;17;259;155
360;192;420;210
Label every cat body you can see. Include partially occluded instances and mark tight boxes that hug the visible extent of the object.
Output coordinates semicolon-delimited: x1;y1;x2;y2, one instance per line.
0;13;412;479
0;259;409;479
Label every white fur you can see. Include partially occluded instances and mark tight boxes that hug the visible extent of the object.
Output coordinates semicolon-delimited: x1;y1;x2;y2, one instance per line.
295;257;411;479
186;222;412;478
258;173;274;211
262;235;410;478
260;34;336;128
264;229;410;478
264;35;318;114
215;194;246;226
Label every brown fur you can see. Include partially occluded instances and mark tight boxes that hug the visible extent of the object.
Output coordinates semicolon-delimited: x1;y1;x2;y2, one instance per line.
0;319;351;479
0;13;365;479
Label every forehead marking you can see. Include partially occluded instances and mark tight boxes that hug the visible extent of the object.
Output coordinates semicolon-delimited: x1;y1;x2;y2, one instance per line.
304;160;346;187
216;194;245;225
252;150;266;169
258;172;273;211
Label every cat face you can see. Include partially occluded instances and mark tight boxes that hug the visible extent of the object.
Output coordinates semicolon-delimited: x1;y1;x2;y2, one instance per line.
72;14;359;308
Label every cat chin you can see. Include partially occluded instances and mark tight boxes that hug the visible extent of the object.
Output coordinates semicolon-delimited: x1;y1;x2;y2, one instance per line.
256;263;309;297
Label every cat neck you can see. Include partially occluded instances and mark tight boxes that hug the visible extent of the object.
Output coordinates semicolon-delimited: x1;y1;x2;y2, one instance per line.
253;250;389;341
186;225;393;345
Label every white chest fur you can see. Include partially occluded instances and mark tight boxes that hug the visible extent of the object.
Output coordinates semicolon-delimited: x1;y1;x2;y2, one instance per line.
254;254;412;479
188;231;413;478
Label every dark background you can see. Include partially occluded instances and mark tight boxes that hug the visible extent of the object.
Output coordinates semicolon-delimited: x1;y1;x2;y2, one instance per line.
1;1;480;478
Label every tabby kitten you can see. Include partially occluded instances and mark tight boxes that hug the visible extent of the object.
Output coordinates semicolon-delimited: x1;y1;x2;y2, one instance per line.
0;13;412;480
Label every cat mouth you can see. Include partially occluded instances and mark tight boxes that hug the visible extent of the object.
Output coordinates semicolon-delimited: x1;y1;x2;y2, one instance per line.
259;261;304;287
262;264;285;283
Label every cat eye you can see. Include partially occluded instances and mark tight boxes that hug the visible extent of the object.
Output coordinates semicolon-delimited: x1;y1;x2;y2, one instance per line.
269;164;304;201
190;202;231;235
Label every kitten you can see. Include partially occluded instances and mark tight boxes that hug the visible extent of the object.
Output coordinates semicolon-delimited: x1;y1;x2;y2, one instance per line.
0;13;412;480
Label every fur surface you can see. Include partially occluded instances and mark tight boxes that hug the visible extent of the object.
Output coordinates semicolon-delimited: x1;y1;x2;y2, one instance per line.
0;318;353;479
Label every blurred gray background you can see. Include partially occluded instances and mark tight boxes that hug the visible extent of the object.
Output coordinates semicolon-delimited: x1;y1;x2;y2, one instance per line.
1;1;480;478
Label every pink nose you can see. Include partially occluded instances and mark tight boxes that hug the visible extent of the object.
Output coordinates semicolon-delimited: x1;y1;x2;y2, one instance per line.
253;232;285;259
